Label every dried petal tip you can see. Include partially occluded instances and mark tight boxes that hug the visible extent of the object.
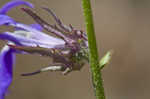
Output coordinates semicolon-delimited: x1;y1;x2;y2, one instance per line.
21;7;69;42
42;7;72;32
21;70;41;76
20;7;29;12
7;44;22;50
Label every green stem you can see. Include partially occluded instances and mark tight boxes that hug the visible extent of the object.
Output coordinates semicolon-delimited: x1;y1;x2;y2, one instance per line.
81;0;105;99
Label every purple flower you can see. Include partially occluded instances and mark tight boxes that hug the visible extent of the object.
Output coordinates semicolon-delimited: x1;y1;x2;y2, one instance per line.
0;46;15;99
0;0;88;98
0;0;33;98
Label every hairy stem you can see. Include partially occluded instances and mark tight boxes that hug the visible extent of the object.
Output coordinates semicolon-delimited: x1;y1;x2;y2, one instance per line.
81;0;105;99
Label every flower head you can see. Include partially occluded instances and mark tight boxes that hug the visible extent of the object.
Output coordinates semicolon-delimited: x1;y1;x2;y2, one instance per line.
0;0;88;98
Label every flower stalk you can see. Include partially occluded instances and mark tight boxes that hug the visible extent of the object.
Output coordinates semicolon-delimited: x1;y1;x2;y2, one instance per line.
82;0;105;99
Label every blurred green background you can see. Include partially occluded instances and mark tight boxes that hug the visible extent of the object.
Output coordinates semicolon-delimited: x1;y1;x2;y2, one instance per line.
0;0;150;99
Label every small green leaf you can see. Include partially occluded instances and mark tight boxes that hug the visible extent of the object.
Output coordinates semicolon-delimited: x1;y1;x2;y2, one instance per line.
99;50;113;69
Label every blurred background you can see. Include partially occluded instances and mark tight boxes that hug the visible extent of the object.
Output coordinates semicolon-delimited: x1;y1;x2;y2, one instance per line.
0;0;150;99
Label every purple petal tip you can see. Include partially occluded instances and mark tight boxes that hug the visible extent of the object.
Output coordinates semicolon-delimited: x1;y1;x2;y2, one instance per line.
0;0;34;14
0;15;16;26
0;47;15;98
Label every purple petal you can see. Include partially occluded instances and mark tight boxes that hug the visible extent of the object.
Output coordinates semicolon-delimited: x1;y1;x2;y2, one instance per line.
15;24;43;31
30;24;43;31
0;0;34;14
0;32;22;45
0;46;15;99
12;23;65;45
0;32;64;48
0;15;15;26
